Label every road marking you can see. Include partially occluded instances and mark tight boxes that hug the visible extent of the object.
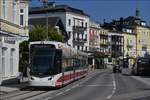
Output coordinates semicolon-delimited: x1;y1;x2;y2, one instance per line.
65;88;71;92
107;74;116;99
44;97;52;100
72;84;79;88
80;84;113;87
56;92;63;96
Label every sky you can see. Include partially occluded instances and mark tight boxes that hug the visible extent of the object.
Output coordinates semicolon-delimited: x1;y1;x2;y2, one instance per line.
30;0;150;25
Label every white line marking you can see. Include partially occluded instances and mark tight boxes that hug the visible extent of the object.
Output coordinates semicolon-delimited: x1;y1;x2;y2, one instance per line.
107;74;116;99
80;84;113;87
44;97;52;100
56;92;63;96
107;94;112;99
65;88;71;92
72;84;79;88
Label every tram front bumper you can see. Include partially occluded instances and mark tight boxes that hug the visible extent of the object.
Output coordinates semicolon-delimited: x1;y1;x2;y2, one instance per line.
29;77;55;87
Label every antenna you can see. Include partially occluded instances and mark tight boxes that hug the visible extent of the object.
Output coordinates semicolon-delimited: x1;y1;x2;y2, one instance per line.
135;1;140;18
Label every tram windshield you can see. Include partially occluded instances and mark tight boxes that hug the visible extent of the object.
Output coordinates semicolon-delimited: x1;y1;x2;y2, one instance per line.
30;44;60;76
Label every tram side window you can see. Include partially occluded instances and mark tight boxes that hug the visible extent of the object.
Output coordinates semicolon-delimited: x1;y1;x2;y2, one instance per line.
73;58;79;69
62;58;73;71
54;50;62;73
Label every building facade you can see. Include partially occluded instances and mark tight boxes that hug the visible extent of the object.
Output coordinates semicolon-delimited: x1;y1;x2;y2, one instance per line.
103;9;150;58
122;28;136;58
99;28;109;56
29;5;89;51
108;31;124;64
89;21;100;52
0;0;28;85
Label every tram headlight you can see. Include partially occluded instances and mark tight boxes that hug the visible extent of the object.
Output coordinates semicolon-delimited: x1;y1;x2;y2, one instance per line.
48;77;52;80
31;77;34;80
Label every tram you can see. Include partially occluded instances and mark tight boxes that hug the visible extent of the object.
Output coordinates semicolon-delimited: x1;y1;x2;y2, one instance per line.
28;41;88;87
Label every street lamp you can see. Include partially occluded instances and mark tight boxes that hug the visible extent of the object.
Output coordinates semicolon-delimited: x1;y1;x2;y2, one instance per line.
40;0;49;40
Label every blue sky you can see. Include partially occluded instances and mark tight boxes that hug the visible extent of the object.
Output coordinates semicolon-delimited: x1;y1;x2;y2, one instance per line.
30;0;150;25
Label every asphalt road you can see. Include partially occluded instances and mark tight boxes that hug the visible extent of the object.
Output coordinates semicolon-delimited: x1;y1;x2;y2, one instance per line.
49;69;150;100
1;69;150;100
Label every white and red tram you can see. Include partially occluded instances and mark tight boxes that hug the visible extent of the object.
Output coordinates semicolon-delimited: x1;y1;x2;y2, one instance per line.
28;41;88;87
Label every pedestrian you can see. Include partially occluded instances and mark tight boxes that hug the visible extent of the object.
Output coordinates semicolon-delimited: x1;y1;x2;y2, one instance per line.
17;72;23;83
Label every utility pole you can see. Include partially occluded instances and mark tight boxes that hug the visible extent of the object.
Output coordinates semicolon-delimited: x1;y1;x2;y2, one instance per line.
40;0;49;40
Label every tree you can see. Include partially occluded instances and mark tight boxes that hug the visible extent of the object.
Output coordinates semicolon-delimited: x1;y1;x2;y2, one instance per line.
29;25;64;42
29;25;47;41
19;41;29;76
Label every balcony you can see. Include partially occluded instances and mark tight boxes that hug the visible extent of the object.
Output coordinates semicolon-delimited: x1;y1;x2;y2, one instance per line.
73;38;87;43
127;44;133;48
73;25;87;32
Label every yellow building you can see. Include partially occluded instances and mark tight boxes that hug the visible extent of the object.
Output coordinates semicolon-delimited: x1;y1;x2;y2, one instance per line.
0;0;28;35
134;26;150;57
123;33;136;58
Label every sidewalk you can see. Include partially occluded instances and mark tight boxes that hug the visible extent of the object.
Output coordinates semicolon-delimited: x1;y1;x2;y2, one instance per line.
0;77;29;93
131;75;150;86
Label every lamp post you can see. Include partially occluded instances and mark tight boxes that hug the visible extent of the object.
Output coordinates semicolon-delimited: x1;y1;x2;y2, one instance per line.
40;0;49;40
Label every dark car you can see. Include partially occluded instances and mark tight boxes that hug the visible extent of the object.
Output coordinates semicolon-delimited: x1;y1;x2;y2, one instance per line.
113;64;121;73
132;57;150;75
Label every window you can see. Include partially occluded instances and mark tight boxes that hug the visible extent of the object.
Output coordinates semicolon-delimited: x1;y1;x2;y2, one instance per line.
68;31;71;38
77;45;80;50
82;21;84;27
85;46;87;51
20;9;24;26
68;19;71;26
20;15;23;26
2;0;6;19
13;0;17;23
20;9;24;13
85;34;87;39
85;22;87;27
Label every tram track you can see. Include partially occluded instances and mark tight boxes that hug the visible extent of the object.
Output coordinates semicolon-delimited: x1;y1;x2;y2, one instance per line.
8;91;48;100
0;91;8;95
0;87;36;100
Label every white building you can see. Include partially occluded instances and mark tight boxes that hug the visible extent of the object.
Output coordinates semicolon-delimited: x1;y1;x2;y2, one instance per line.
0;0;29;85
29;5;90;51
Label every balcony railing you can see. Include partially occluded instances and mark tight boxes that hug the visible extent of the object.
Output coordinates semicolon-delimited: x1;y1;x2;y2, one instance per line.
73;38;87;43
73;25;87;31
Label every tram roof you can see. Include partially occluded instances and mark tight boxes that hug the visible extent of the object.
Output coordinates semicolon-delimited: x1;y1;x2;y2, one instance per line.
30;41;87;56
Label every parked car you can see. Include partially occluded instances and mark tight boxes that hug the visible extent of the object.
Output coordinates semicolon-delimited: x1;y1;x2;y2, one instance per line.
132;57;150;75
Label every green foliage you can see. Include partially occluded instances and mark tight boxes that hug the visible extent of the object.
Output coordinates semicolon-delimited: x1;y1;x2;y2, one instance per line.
19;41;29;76
29;25;64;42
29;25;47;41
48;26;64;42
